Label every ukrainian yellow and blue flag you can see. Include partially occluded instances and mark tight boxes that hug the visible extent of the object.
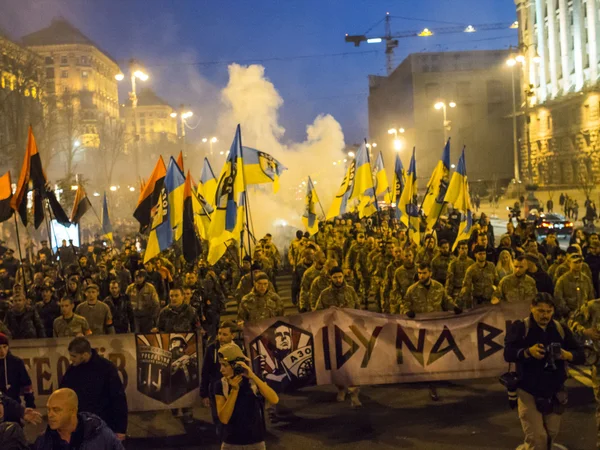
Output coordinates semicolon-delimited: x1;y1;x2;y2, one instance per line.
326;159;356;219
190;175;213;240
349;142;376;218
398;147;420;245
102;192;113;243
302;176;320;236
199;157;217;207
444;149;473;250
207;125;246;264
374;152;391;204
242;146;287;193
166;157;186;241
392;154;405;219
422;139;450;232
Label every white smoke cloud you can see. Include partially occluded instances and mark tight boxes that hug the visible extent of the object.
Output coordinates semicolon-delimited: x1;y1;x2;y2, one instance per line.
217;63;346;240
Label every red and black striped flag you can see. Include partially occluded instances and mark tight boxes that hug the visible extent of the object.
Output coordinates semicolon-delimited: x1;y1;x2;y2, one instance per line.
0;172;14;223
134;156;167;232
182;170;202;263
70;185;92;223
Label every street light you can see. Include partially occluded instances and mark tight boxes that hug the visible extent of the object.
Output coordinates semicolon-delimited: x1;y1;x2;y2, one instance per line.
347;151;355;158
388;128;406;151
171;106;195;154
433;101;456;142
506;51;524;181
202;136;218;156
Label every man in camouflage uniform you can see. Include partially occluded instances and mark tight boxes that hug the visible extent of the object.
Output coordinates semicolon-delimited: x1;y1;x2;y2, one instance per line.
291;248;315;307
445;241;474;307
314;266;361;407
299;251;326;313
154;287;200;333
345;232;369;308
548;249;566;281
235;264;275;306
309;258;338;311
288;230;305;269
382;246;403;313
400;262;460;316
238;273;285;325
554;247;593;282
327;230;345;267
390;248;417;314
555;253;595;318
491;255;537;305
263;234;281;291
416;235;437;266
125;269;160;333
430;239;453;285
461;245;499;308
368;241;394;312
568;299;600;449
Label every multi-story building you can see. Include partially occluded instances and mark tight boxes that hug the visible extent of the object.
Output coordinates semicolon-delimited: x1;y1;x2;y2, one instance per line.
368;50;516;183
515;0;600;187
120;88;178;146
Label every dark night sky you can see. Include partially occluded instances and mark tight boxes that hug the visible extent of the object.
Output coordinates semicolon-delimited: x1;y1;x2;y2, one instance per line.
1;0;518;146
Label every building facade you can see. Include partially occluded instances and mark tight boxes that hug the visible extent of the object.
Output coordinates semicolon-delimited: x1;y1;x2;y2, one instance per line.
515;0;600;186
368;50;516;183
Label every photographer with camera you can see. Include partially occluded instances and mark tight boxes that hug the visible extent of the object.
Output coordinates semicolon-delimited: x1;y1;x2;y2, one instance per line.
504;292;585;450
214;343;279;450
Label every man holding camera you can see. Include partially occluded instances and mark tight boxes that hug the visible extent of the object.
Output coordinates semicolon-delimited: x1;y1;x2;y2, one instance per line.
505;293;585;450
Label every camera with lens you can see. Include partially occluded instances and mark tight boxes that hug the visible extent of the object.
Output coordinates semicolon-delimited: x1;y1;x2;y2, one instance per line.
499;371;520;409
231;358;247;376
544;342;562;371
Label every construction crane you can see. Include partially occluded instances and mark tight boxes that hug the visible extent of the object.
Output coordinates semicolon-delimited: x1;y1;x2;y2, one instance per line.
345;12;518;75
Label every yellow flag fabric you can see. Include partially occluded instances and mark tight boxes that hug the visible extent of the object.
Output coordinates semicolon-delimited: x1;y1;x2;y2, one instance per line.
398;148;420;245
241;146;287;193
207;125;246;265
422;140;451;232
374;152;391;204
302;176;320;235
326;160;356;219
199;157;217;207
444;149;473;251
166;157;186;241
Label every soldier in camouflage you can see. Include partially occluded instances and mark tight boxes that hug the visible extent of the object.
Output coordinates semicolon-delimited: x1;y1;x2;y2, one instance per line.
553;247;593;282
368;241;394;312
548;249;566;282
554;254;595;318
400;262;461;316
568;299;600;449
154;287;201;333
238;272;285;325
390;248;417;314
461;245;499;308
416;235;437;266
445;241;474;307
299;251;326;313
491;255;537;305
430;239;453;285
345;232;370;309
235;264;274;306
382;246;403;313
309;259;338;311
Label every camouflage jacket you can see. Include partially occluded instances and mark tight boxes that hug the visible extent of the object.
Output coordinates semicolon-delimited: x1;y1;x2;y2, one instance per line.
391;264;417;309
445;256;474;296
400;280;455;315
492;274;537;304
370;252;393;278
462;261;499;301
345;242;368;275
309;273;331;311
125;282;160;319
431;253;454;284
235;273;275;303
327;243;344;267
569;299;600;337
157;303;200;332
238;290;285;323
383;260;403;294
553;261;593;283
554;271;594;316
299;265;323;311
416;248;437;266
314;282;359;310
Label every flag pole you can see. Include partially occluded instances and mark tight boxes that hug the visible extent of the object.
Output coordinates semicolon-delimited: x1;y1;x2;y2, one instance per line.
44;200;64;272
12;213;29;295
238;129;253;260
310;177;327;219
364;138;382;228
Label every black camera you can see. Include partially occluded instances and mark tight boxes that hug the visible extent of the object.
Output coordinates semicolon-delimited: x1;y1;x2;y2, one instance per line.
232;358;246;376
544;342;562;371
499;371;520;409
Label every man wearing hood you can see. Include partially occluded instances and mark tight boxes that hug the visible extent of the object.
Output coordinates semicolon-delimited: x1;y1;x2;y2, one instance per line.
0;334;35;408
34;388;123;449
59;338;127;440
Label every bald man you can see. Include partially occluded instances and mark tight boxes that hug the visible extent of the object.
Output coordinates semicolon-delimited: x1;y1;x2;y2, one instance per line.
34;388;124;449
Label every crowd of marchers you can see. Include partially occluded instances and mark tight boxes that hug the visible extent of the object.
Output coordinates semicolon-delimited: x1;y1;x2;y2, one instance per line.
1;205;600;449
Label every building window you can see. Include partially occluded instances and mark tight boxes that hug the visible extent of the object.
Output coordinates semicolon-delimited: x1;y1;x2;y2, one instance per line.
45;56;54;65
61;70;69;79
80;56;88;66
140;118;146;126
82;71;88;78
46;68;55;79
60;56;68;66
139;112;145;117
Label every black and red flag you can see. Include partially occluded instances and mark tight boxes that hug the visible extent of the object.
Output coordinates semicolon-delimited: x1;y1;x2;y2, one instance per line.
0;172;14;223
182;170;201;263
134;156;167;232
70;185;92;223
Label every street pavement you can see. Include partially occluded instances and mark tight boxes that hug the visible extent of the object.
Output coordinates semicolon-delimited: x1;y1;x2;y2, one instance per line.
121;274;597;450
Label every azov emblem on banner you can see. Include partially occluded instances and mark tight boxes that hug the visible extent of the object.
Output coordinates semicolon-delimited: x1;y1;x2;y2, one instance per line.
249;321;316;392
136;333;199;404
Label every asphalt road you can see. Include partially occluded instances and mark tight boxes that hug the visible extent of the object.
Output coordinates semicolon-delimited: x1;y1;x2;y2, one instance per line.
122;274;597;450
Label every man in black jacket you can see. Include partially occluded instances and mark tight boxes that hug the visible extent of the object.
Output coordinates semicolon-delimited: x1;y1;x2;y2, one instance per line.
525;254;554;295
59;337;128;441
504;292;585;450
0;334;35;408
103;281;135;334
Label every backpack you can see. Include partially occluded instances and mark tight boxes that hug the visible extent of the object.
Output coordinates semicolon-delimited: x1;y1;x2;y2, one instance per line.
0;422;29;450
523;317;565;340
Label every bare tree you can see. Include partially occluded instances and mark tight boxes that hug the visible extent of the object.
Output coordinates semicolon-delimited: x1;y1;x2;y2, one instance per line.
576;154;595;200
92;115;129;188
54;89;85;180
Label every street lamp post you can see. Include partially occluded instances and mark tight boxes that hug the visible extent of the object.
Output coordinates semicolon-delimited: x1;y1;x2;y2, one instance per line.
170;105;193;156
387;127;405;151
115;59;149;178
202;137;218;156
434;101;456;143
507;56;520;182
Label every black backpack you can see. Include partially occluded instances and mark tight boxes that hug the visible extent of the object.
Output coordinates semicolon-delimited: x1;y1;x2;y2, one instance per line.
0;422;29;450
